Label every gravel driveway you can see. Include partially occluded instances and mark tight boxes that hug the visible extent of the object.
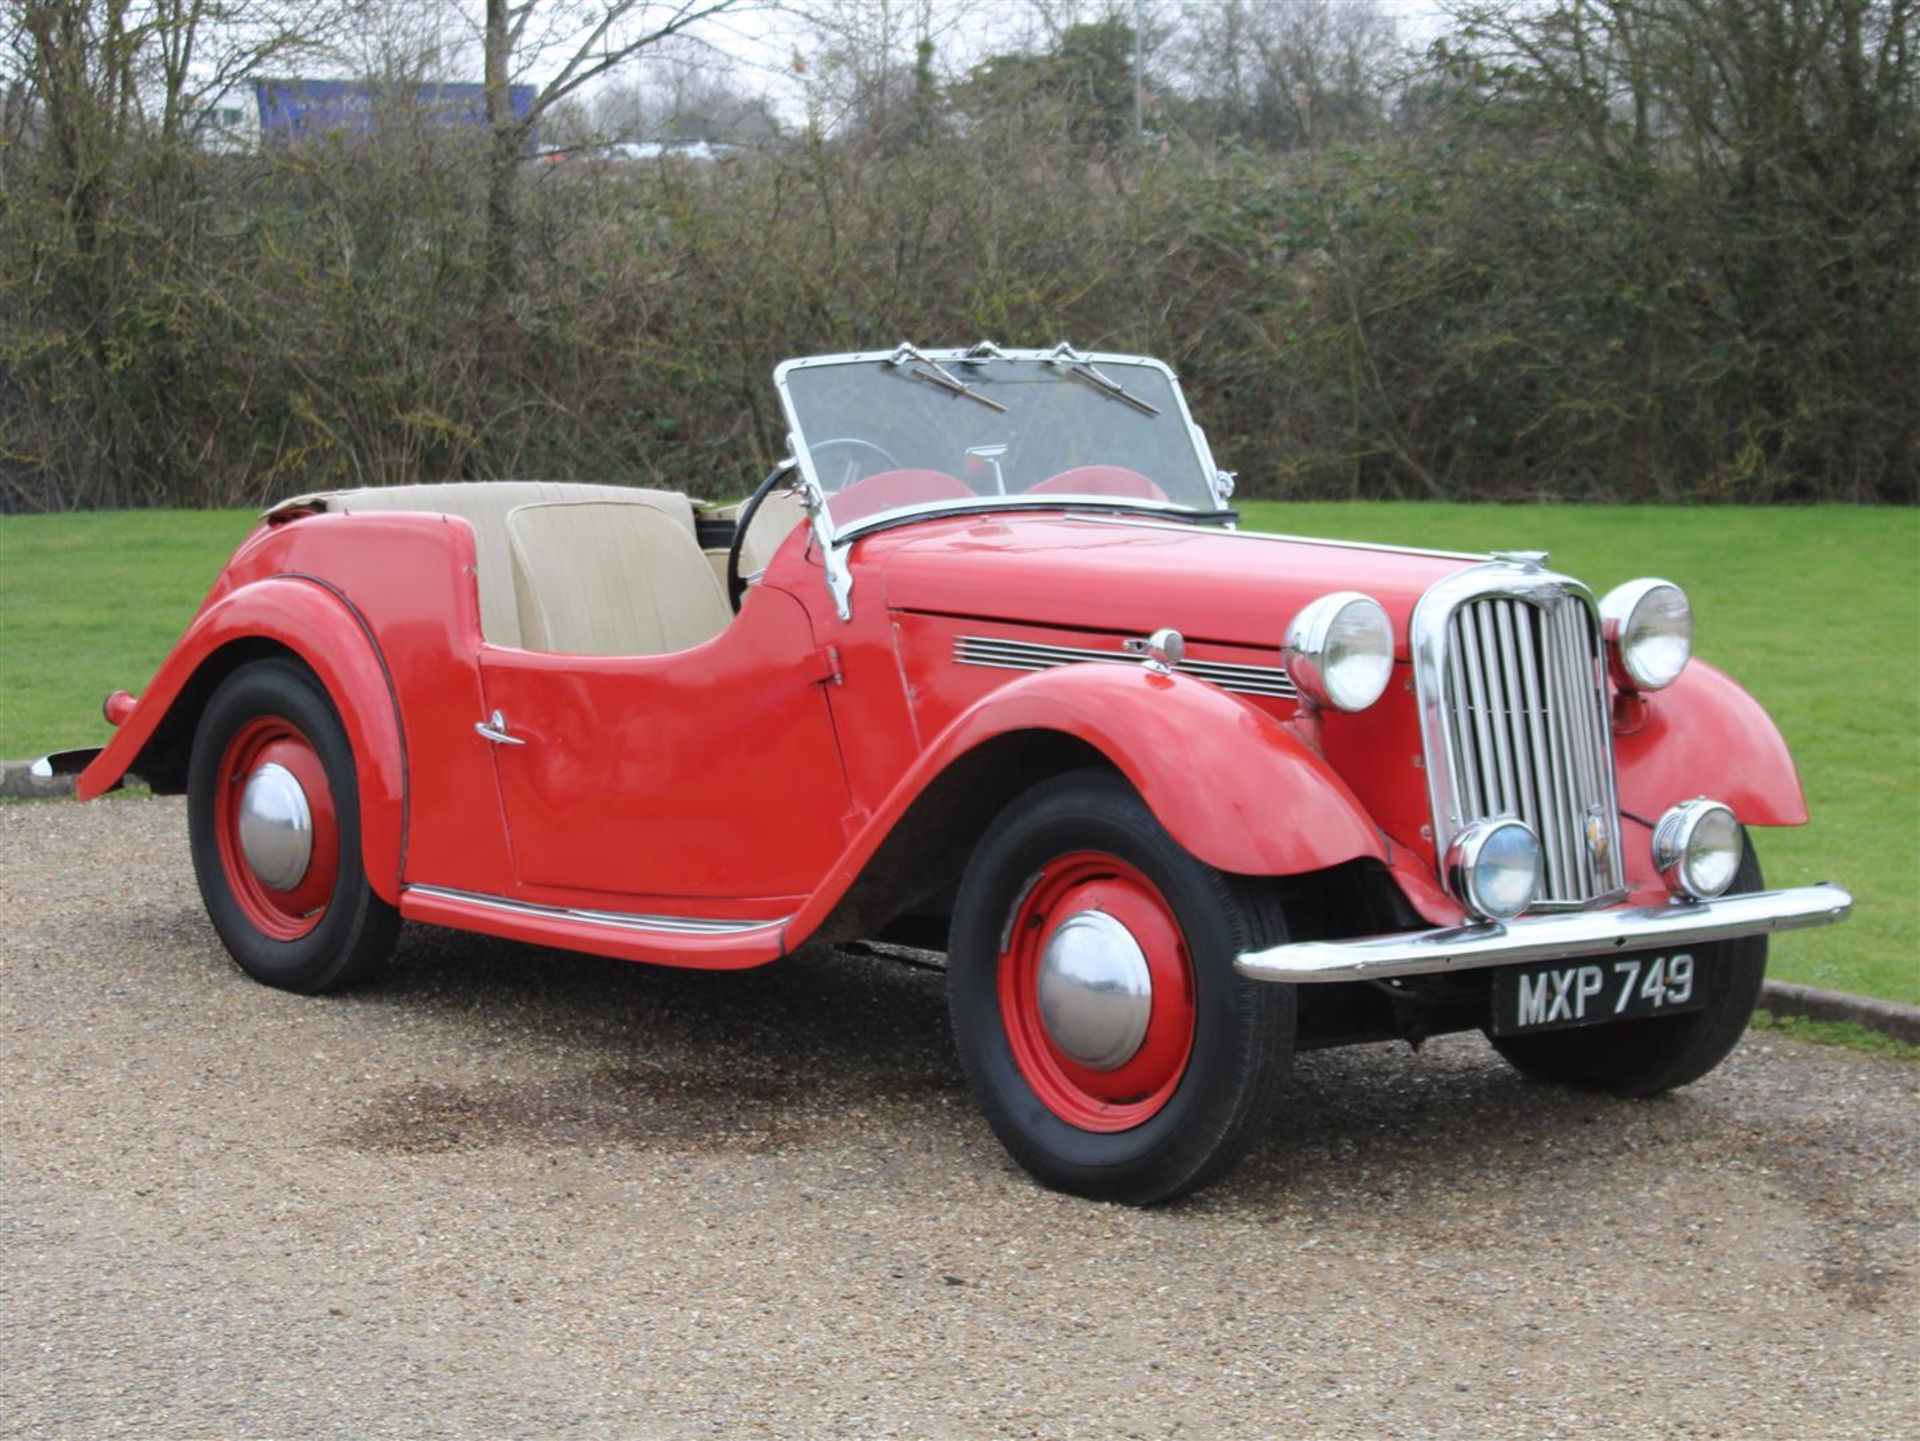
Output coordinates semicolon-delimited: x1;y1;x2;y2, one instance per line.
3;797;1914;1439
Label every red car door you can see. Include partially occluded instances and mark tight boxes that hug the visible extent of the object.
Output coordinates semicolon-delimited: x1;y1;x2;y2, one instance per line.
476;587;855;902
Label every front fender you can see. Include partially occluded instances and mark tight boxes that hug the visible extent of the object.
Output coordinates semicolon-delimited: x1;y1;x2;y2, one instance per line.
78;576;407;902
783;664;1388;947
1613;660;1808;828
928;664;1389;875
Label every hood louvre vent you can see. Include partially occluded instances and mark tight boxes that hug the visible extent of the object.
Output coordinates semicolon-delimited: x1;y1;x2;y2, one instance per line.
953;635;1296;699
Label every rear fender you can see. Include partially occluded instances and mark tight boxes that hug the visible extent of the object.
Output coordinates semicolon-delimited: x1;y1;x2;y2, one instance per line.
77;576;406;902
784;664;1387;946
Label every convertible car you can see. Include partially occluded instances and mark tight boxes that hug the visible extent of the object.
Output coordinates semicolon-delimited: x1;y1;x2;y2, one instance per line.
56;342;1852;1202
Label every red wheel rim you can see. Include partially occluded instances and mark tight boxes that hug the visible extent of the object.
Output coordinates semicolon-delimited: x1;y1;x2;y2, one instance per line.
212;716;339;941
998;851;1196;1132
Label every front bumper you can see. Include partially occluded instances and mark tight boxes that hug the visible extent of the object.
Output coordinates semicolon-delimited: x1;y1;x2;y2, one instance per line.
1235;883;1853;984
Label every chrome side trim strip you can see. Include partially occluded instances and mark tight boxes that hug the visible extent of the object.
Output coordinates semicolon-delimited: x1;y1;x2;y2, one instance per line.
406;884;788;936
1236;883;1854;984
953;635;1297;699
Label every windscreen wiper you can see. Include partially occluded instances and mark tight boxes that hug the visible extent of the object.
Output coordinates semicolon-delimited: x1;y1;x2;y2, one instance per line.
1043;342;1162;416
889;342;1008;413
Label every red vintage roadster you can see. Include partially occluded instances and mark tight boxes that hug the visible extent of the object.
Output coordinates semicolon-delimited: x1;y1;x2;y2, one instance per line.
55;343;1852;1202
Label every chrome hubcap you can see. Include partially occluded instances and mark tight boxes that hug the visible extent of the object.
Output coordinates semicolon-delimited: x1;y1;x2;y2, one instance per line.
1035;910;1153;1071
236;762;313;892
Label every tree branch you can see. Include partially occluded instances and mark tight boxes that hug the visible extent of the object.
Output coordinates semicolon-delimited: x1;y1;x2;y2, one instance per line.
527;0;737;124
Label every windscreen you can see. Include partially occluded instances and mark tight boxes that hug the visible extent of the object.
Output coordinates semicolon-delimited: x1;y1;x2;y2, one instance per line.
779;353;1218;529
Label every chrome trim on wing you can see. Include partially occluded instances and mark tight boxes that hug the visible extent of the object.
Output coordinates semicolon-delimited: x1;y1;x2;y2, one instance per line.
953;635;1297;699
406;884;789;936
1235;883;1853;984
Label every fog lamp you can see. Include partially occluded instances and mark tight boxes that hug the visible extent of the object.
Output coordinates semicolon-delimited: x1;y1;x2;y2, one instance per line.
1653;799;1743;900
1445;818;1541;922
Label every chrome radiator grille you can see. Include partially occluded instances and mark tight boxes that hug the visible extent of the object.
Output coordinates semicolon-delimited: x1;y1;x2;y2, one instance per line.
1422;578;1624;907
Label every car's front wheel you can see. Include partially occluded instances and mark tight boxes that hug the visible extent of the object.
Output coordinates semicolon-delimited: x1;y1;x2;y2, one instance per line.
947;770;1295;1204
187;658;400;993
1486;841;1768;1096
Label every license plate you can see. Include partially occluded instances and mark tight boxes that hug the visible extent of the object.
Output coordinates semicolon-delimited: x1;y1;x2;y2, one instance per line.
1491;954;1707;1036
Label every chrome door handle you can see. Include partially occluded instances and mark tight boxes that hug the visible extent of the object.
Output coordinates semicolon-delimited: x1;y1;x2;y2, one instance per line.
475;709;526;746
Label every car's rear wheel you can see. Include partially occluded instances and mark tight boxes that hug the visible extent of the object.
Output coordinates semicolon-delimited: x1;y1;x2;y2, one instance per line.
188;658;399;993
948;770;1295;1204
1487;841;1768;1097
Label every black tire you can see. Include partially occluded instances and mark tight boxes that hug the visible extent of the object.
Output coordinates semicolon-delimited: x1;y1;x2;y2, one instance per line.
947;770;1295;1205
1487;841;1768;1097
187;658;400;994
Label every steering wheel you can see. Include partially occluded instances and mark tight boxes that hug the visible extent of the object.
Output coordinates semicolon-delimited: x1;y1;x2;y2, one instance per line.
728;461;801;612
808;437;900;492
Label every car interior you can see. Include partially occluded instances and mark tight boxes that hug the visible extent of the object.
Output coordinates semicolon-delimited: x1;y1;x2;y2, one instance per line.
265;482;807;657
261;466;1162;660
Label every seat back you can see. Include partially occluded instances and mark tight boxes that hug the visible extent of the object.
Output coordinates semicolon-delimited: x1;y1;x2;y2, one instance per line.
735;490;809;577
507;500;733;656
265;482;700;647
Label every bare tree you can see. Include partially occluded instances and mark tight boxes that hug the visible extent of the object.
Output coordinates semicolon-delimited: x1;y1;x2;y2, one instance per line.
336;0;459;84
6;0;330;152
589;40;776;143
4;0;334;505
477;0;738;292
1173;0;1401;149
794;0;980;139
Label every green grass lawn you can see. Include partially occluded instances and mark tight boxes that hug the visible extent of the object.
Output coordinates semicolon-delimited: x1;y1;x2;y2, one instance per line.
2;510;259;756
3;503;1914;1005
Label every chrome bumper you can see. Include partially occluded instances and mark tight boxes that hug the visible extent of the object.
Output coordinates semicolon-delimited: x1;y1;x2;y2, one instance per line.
1235;883;1853;984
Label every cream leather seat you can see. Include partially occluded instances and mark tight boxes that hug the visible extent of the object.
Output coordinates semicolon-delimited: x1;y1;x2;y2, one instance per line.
506;500;732;656
264;481;701;648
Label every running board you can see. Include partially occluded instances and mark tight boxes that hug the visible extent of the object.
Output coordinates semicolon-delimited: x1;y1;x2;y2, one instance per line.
400;884;792;969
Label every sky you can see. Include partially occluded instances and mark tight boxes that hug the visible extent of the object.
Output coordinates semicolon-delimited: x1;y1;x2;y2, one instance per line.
549;0;1451;127
178;0;1452;129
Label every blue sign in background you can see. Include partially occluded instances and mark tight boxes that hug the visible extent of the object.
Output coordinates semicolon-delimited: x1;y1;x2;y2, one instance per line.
253;80;536;140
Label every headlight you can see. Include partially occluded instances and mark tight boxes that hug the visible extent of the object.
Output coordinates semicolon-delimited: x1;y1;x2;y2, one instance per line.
1653;799;1743;900
1283;592;1394;712
1444;818;1541;921
1601;579;1691;691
